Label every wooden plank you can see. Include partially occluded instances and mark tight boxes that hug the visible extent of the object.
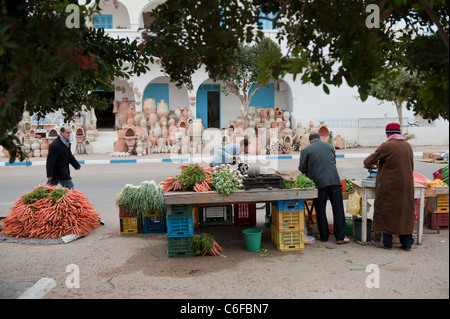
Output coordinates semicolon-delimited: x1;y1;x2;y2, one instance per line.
163;188;317;206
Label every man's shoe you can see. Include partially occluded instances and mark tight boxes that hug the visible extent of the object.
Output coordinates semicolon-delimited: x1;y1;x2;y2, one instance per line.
336;238;350;244
401;246;411;252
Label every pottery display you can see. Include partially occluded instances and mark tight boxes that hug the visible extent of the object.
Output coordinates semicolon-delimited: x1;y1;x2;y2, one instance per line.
157;100;169;118
143;98;156;116
118;98;130;127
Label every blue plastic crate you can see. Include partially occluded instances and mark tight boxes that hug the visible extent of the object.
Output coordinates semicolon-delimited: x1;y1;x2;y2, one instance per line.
142;216;166;234
166;216;194;237
272;199;304;212
166;204;193;217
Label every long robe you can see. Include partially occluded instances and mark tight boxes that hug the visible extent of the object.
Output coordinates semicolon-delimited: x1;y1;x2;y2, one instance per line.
363;139;415;235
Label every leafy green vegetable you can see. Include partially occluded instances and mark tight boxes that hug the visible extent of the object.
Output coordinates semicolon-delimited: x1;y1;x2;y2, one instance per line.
22;187;50;204
345;179;355;192
176;164;207;191
283;174;316;189
118;181;165;217
211;166;239;196
190;233;214;256
49;188;67;202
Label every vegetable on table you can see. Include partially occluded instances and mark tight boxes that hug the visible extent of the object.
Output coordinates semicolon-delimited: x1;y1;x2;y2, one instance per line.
211;165;244;196
426;178;448;188
117;180;165;217
161;164;213;193
1;185;100;239
283;174;316;189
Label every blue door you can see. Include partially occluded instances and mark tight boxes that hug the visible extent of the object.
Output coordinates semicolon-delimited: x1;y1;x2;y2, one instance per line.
143;83;169;106
248;83;274;108
196;84;220;128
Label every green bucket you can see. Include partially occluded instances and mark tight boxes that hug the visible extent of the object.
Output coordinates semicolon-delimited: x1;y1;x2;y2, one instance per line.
354;218;372;241
242;228;263;252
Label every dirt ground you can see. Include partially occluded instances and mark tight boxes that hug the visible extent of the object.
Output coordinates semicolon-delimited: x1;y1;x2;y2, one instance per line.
1;210;448;300
0;146;448;301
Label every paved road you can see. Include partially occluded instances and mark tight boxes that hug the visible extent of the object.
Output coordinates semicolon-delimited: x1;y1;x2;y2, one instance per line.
0;148;448;301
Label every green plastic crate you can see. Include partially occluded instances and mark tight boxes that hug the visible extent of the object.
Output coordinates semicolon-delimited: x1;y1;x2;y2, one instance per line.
167;236;195;258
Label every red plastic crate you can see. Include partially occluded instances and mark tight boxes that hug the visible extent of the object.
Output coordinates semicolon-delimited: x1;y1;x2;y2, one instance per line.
425;210;449;230
233;204;256;227
119;206;136;217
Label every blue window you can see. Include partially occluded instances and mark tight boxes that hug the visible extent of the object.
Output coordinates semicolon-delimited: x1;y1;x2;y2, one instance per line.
248;83;274;108
258;11;278;30
143;83;169;107
93;15;113;29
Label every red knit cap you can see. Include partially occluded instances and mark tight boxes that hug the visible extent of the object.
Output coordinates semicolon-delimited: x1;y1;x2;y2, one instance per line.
385;122;401;134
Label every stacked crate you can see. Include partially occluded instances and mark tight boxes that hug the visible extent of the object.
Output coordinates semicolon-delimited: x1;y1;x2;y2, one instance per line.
119;206;139;235
166;205;195;257
271;199;305;251
198;206;233;226
119;206;166;235
234;204;257;227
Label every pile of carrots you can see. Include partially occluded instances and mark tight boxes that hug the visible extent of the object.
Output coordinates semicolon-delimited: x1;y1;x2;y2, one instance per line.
0;185;100;239
161;164;213;193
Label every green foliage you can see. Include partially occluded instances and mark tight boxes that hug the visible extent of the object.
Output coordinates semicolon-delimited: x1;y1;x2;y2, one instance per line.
211;167;239;196
190;233;214;256
283;174;316;189
145;0;448;120
22;186;67;204
118;181;165;217
176;164;207;191
22;187;50;204
49;188;68;203
0;0;150;162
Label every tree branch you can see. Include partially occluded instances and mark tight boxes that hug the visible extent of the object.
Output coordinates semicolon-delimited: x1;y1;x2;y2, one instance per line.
418;0;449;50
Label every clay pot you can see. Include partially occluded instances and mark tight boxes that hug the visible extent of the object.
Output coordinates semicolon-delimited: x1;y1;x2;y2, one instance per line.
335;135;344;149
161;124;168;138
149;133;157;146
318;122;330;142
268;108;275;119
157;100;169;118
114;140;128;152
143;98;156;116
149;113;157;126
41;137;49;151
118;98;130;127
157;137;166;146
31;139;41;151
159;114;167;126
276;110;283;119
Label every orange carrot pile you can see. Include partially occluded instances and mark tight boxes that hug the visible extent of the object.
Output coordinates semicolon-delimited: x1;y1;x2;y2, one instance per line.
161;164;213;192
0;185;100;239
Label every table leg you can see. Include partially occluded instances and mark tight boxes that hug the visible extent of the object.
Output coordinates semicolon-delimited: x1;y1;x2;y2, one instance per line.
361;189;368;243
417;189;425;245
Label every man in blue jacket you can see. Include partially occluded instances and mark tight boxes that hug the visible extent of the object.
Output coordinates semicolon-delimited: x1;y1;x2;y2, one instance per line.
299;133;349;244
46;126;81;189
210;138;249;167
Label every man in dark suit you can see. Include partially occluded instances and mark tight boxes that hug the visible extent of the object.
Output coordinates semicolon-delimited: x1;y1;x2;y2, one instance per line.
46;126;81;189
299;133;350;244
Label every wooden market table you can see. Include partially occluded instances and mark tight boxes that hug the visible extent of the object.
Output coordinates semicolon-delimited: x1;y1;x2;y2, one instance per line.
163;187;318;210
351;180;426;244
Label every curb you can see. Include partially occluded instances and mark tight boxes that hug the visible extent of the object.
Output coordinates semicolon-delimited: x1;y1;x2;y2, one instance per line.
17;278;56;299
0;152;424;166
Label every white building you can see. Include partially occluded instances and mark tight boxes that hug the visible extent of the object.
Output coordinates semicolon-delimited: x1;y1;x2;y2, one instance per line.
88;0;448;147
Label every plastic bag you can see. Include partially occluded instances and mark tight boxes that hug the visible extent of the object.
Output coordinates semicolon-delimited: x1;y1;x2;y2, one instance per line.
346;190;361;216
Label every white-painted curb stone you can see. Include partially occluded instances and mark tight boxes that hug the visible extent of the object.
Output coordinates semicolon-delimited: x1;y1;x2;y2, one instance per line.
18;278;56;299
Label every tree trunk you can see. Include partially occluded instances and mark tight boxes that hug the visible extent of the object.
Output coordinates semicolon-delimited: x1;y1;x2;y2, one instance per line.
394;99;403;134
